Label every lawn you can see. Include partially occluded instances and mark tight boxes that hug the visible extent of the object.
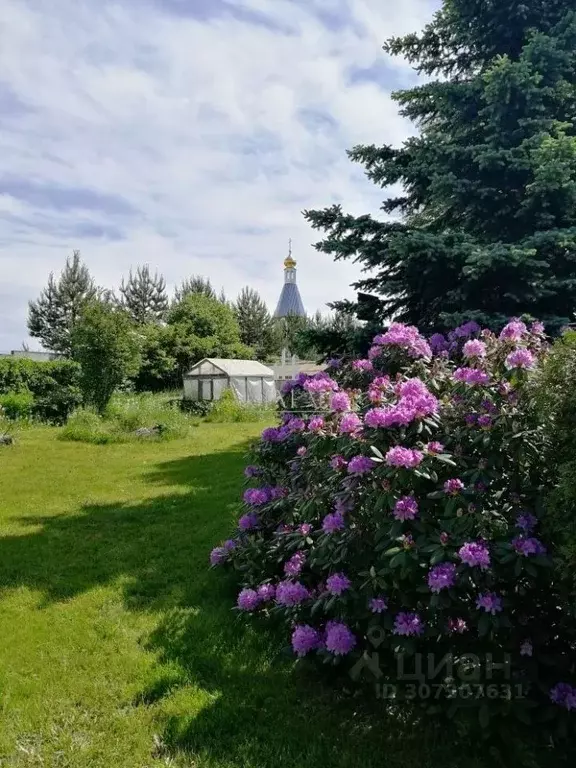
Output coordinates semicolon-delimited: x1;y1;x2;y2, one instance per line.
0;425;524;767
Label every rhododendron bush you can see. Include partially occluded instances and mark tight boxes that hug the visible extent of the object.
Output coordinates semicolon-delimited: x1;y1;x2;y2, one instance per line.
211;320;576;735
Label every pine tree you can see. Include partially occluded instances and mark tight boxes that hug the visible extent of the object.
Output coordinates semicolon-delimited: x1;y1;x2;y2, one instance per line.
28;250;97;355
305;1;576;333
234;287;279;360
119;265;168;324
174;276;216;302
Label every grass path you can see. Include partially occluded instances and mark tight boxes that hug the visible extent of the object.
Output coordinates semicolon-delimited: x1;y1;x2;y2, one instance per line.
0;425;495;767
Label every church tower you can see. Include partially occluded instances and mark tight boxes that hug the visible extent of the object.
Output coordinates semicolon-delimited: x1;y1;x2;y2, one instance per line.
274;240;306;318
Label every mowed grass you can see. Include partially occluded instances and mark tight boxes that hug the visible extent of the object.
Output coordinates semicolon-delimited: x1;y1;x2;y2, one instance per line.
0;425;535;767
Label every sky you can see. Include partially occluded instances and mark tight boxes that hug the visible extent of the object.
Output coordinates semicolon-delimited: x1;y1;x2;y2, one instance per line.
0;0;437;352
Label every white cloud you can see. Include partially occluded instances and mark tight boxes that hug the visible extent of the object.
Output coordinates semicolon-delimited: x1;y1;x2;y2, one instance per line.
0;0;436;350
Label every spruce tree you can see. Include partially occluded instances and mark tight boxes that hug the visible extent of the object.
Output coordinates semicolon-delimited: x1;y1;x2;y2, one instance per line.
234;287;279;360
305;1;576;333
119;265;168;324
28;250;97;355
174;276;216;302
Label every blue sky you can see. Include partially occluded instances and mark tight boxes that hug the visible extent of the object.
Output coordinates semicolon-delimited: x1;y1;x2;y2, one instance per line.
0;0;437;351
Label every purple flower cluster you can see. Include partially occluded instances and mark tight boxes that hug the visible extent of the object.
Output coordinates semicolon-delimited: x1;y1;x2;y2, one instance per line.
325;621;356;655
243;487;269;506
462;339;486;358
244;465;261;478
458;541;490;570
426;441;444;454
291;624;321;656
276;580;309;606
237;588;260;611
322;511;345;533
364;378;438;429
368;376;392;404
284;551;306;576
385;446;423;469
372;324;432;359
505;348;535;370
352;359;374;372
326;572;351;595
209;540;236;566
499;318;527;342
516;512;537;532
303;374;339;394
394;612;424;636
393;495;419;521
261;425;290;443
238;512;259;531
428;563;457;593
429;333;448;354
339;412;363;435
444;478;464;495
307;416;325;432
476;592;502;614
347;455;375;475
550;683;576;711
330;391;351;412
370;596;388;613
299;523;312;536
512;535;546;557
330;454;348;470
453;367;490;386
257;583;276;602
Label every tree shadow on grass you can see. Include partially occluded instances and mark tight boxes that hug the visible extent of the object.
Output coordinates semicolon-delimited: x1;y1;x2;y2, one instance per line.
0;442;253;609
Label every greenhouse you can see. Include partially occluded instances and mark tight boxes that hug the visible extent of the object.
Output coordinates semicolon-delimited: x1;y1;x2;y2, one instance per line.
183;358;277;404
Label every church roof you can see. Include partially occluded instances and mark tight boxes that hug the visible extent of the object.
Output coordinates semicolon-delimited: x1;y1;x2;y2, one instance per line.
274;282;306;318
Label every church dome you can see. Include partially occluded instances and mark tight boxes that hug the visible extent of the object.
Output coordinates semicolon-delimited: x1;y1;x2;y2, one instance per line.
284;255;296;269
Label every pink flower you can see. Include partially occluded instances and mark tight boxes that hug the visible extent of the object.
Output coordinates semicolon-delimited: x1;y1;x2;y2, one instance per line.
505;348;535;370
307;416;325;432
444;478;464;495
339;412;362;435
453;367;491;386
458;541;490;570
385;446;424;469
330;455;347;470
500;319;527;342
476;592;502;614
368;345;383;360
426;441;444;454
393;495;419;521
352;359;373;372
297;446;307;457
375;324;432;359
370;597;388;613
330;392;351;412
462;339;486;358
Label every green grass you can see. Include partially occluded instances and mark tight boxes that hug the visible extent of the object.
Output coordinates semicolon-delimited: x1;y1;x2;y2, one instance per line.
0;426;559;767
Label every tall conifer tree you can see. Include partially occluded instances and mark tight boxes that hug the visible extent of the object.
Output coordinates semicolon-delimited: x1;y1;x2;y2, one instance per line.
305;1;576;333
28;250;97;355
119;265;168;324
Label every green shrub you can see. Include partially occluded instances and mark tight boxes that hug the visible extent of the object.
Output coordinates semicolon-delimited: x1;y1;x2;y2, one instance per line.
214;320;576;744
205;389;276;424
60;409;123;445
60;393;197;444
0;391;35;420
537;331;576;597
0;358;82;424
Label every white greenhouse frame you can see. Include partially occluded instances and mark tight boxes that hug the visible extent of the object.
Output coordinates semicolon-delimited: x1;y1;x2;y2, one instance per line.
183;358;277;404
